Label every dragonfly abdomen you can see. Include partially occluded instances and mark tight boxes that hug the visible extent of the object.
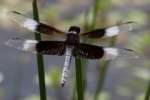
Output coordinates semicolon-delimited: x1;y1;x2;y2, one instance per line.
60;47;73;87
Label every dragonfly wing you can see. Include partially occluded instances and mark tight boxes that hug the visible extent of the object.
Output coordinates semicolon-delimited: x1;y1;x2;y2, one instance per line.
75;43;138;60
74;44;104;59
5;38;65;55
5;38;38;53
9;11;66;36
36;41;65;55
102;47;138;60
80;21;135;38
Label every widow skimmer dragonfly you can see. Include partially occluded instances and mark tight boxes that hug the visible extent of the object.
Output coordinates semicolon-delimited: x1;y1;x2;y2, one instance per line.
5;11;136;87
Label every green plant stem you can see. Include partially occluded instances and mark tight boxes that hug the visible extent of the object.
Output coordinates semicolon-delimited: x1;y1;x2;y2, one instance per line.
75;57;84;100
94;61;108;100
73;12;90;100
91;0;113;99
32;0;46;100
91;0;103;99
72;86;76;100
94;36;116;100
71;12;89;100
91;0;100;29
144;80;150;100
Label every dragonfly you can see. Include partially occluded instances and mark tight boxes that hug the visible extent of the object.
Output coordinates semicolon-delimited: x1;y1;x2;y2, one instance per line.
5;11;136;87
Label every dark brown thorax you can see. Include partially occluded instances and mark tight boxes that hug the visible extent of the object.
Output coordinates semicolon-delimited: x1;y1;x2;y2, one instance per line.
65;26;80;47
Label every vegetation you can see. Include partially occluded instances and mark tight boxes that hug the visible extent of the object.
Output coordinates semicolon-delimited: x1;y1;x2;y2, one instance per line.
32;0;46;100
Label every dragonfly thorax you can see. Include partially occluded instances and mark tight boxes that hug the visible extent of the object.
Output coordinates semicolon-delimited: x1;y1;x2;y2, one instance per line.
66;33;80;46
68;26;80;34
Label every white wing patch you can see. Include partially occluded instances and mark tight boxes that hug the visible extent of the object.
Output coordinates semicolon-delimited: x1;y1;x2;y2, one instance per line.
105;26;119;37
5;39;38;53
23;19;38;31
103;48;119;60
103;47;138;60
9;11;38;32
23;40;38;51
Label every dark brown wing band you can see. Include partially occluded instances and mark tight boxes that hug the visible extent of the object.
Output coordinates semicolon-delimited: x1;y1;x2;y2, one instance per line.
36;41;65;55
80;21;135;38
36;23;65;35
81;29;105;38
74;43;104;59
10;11;66;36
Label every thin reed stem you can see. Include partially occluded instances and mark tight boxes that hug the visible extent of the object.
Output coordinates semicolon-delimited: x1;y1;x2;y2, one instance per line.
144;80;150;100
32;0;46;100
75;57;84;100
91;0;114;100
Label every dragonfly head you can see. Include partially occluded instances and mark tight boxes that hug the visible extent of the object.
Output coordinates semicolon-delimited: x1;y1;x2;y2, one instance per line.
68;26;80;34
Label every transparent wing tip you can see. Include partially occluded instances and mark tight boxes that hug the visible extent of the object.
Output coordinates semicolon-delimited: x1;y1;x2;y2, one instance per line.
117;21;137;31
117;21;136;25
8;11;22;15
4;38;38;53
103;47;140;60
8;11;38;31
8;11;22;18
8;11;25;23
11;11;21;14
118;48;140;59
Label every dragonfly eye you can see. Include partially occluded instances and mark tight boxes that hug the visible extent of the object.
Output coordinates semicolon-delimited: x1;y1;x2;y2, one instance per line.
68;26;80;34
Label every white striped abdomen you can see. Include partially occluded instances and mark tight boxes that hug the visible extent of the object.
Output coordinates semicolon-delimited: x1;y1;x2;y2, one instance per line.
60;47;73;87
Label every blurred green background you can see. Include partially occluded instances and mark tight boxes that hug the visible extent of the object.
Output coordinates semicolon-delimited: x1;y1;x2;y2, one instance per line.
0;0;149;100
